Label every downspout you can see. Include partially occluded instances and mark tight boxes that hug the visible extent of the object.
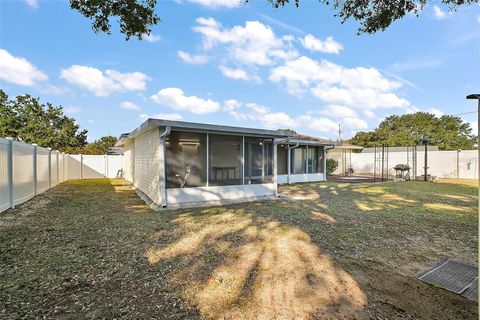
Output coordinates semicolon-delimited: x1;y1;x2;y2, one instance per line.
159;126;171;208
287;142;300;184
273;139;278;197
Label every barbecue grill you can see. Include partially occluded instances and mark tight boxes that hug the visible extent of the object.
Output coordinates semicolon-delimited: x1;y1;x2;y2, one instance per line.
393;164;410;181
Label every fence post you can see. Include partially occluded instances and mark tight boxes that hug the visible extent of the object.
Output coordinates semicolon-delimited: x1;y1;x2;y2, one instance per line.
80;154;83;179
457;150;461;179
33;143;38;195
56;151;59;185
48;147;52;189
6;138;14;209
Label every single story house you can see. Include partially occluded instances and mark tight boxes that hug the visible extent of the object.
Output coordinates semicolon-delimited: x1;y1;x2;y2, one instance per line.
115;118;337;208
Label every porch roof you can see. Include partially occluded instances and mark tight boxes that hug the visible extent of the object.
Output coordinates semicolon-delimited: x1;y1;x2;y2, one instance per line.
115;118;291;146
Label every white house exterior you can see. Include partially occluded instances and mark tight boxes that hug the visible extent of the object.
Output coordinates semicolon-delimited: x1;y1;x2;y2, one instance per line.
116;119;337;208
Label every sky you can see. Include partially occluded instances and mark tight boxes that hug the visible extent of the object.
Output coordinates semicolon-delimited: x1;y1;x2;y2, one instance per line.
0;0;479;142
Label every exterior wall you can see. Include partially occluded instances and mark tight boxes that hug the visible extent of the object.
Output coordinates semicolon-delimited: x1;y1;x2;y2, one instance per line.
123;139;134;182
166;183;275;205
133;128;162;205
278;173;325;184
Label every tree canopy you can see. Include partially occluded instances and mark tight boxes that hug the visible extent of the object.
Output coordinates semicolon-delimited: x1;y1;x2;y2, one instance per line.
0;90;88;152
69;0;476;39
69;136;118;155
349;112;477;150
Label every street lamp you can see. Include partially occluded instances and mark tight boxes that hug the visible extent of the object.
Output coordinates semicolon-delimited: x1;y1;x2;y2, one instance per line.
420;134;430;181
466;94;479;184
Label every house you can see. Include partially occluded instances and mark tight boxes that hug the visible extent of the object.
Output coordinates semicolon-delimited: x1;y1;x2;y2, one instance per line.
115;119;337;209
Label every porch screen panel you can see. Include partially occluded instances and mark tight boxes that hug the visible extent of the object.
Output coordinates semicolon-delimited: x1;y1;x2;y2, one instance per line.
317;147;325;173
209;134;242;186
291;147;305;174
306;147;318;173
244;137;273;184
166;131;207;188
277;144;288;174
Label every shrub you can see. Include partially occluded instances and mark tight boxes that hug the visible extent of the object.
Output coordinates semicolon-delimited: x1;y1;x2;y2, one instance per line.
326;158;338;175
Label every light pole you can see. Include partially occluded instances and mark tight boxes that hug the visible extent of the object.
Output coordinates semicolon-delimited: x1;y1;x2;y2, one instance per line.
420;134;430;181
466;94;480;185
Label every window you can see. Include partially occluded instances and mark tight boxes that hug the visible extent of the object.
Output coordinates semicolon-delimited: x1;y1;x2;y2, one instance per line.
291;147;305;174
166;131;207;188
306;146;318;173
244;137;273;184
209;134;243;186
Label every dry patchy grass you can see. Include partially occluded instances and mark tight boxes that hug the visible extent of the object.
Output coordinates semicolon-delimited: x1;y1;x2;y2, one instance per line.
0;178;477;319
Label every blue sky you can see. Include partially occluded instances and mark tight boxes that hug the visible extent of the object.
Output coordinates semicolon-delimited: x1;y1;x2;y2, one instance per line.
0;0;479;141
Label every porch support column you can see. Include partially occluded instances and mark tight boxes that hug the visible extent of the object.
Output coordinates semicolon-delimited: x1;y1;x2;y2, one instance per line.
273;139;278;196
241;136;244;185
287;145;291;184
159;126;171;208
323;147;327;181
207;133;210;187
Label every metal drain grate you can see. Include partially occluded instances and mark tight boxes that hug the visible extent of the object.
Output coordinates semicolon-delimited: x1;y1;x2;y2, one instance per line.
417;259;478;302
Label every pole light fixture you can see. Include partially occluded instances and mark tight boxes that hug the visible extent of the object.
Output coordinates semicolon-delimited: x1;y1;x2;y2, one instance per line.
466;94;479;183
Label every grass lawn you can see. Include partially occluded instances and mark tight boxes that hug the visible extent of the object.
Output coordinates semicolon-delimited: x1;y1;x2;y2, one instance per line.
0;179;477;319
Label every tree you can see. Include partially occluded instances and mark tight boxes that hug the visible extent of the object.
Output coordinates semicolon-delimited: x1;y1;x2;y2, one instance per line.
349;112;477;150
71;136;118;155
0;90;88;152
69;0;476;39
276;128;297;135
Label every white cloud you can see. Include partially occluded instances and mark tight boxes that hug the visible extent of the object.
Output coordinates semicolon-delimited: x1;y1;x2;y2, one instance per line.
150;87;220;114
24;0;38;8
363;110;375;118
219;66;249;81
300;34;343;54
0;49;47;86
140;113;183;121
183;0;240;9
60;65;150;96
120;101;141;110
270;56;408;109
433;5;447;20
142;33;162;42
319;105;357;118
477;15;480;25
177;51;209;64
64;106;82;114
193;17;297;66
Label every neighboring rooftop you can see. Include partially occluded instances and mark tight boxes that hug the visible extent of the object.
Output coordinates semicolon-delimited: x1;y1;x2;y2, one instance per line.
361;146;439;153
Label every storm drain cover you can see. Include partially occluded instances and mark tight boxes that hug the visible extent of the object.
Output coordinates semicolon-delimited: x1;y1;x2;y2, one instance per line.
417;259;478;302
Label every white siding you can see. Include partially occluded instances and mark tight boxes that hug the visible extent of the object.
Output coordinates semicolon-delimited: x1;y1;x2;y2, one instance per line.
134;128;162;204
123;139;134;182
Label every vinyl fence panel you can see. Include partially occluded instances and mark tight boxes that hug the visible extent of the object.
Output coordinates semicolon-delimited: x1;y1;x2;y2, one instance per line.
81;155;106;179
0;139;10;212
12;141;36;206
37;146;50;193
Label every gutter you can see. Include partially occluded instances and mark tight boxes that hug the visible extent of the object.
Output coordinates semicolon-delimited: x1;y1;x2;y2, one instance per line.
159;126;171;208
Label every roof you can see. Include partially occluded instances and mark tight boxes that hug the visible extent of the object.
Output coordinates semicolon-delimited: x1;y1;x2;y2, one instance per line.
276;134;338;146
116;118;291;146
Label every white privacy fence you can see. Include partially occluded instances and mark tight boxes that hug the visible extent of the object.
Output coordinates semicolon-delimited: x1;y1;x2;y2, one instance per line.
330;149;478;180
0;138;123;213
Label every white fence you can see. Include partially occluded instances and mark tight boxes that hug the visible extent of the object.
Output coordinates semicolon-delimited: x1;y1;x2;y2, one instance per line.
330;149;478;180
0;138;123;213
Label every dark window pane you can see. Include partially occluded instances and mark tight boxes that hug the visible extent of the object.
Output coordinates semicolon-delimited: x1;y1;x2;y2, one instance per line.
277;144;288;175
166;131;207;188
209;134;242;186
